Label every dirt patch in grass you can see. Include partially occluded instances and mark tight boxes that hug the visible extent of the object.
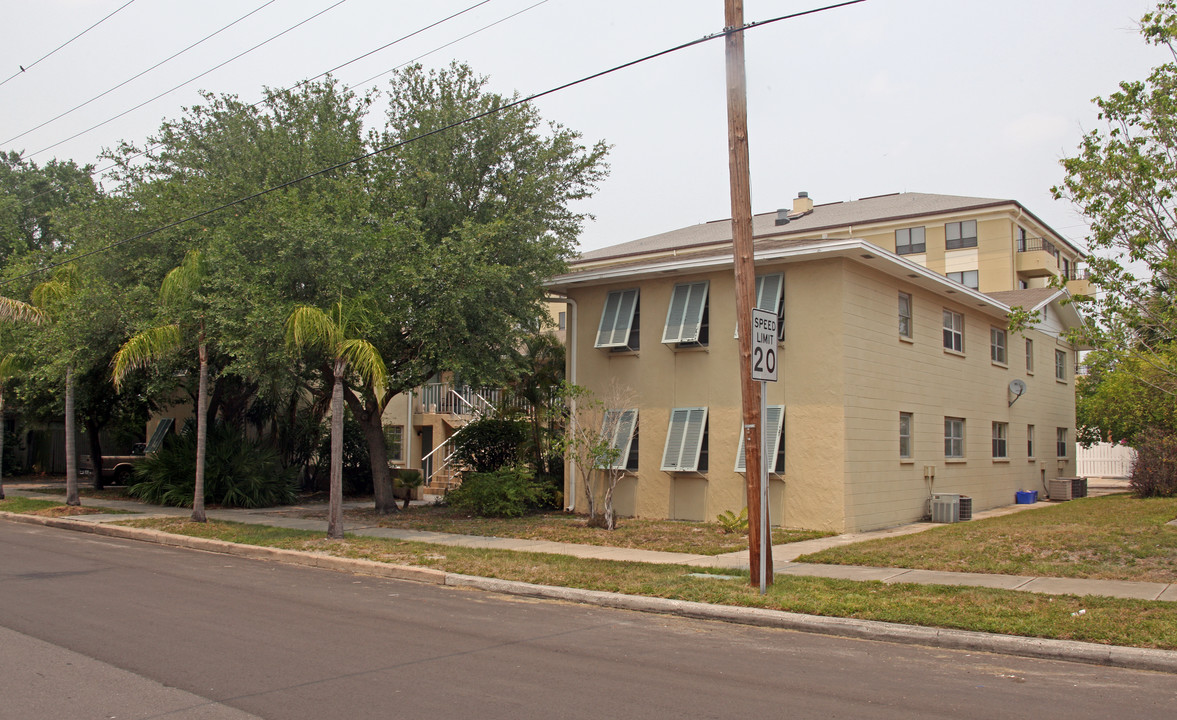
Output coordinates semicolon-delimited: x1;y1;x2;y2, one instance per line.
116;517;1177;650
322;505;831;555
0;497;120;516
800;495;1177;583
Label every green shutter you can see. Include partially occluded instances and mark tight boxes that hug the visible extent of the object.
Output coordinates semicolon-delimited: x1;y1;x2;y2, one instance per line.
663;281;708;344
661;407;707;471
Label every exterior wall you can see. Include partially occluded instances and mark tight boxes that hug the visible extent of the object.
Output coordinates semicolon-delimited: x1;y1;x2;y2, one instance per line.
567;255;1077;533
838;262;1076;531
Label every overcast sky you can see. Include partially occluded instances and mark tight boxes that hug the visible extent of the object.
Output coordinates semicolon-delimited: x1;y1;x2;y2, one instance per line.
0;0;1169;256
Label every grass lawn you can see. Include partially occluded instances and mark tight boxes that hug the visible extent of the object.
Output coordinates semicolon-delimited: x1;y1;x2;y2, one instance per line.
340;505;833;555
0;496;132;516
113;516;1177;650
799;494;1177;583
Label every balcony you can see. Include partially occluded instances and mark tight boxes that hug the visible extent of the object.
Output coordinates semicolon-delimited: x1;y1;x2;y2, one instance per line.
1065;267;1094;297
1016;237;1060;278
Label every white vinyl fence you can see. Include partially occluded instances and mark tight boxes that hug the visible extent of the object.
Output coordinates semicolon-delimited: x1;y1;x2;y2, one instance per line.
1076;442;1135;478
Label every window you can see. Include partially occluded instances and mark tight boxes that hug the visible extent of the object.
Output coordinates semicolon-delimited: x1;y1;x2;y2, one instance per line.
1055;349;1066;381
557;311;566;331
943;309;964;352
1063;257;1071;279
895;226;926;255
601;409;639;471
1057;428;1068;458
757;272;785;341
384;426;403;462
661;407;708;472
1025;338;1034;373
945;417;965;458
663;281;709;346
990;327;1007;364
992;422;1008;458
899;412;913;458
947;270;979;289
1027;424;1035;458
1016;226;1027;252
735;406;785;473
898;292;912;339
945;220;978;249
736;273;785;341
595;289;640;349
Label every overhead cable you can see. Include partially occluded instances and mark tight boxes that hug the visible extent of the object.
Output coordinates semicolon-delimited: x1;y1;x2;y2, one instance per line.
1;0;867;287
21;0;354;161
0;0;139;89
2;1;279;146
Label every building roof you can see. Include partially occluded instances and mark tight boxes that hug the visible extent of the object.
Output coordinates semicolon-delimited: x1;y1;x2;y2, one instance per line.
577;192;1082;263
987;288;1064;312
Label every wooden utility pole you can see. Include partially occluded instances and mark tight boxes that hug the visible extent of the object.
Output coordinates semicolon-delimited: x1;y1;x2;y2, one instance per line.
724;0;772;587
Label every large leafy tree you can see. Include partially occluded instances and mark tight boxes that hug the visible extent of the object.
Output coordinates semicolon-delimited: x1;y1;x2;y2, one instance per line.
0;152;97;267
340;62;607;493
102;67;607;505
1053;2;1177;390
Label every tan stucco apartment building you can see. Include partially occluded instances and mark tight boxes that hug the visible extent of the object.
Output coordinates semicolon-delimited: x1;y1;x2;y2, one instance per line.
545;192;1087;532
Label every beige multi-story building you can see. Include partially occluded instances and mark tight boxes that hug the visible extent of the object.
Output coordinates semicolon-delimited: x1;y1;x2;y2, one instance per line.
545;192;1087;532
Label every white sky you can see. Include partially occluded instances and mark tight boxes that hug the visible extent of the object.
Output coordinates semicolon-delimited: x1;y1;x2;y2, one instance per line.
0;0;1169;256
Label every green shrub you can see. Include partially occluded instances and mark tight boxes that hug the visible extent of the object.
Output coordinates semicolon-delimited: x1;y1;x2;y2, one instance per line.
452;419;529;473
129;423;297;508
716;507;749;534
446;467;548;517
1130;429;1177;497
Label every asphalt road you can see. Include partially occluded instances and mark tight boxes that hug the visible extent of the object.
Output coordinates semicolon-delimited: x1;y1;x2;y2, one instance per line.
2;521;1175;720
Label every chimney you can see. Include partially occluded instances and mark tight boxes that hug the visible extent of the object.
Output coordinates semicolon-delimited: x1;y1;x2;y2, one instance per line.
792;191;813;215
775;208;790;226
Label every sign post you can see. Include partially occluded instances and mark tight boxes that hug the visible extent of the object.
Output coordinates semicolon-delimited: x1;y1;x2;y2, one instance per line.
751;307;777;593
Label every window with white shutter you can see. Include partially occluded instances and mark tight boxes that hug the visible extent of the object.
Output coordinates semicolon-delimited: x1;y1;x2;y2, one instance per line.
595;289;639;349
734;406;785;473
662;281;709;345
601;409;638;471
661;407;708;472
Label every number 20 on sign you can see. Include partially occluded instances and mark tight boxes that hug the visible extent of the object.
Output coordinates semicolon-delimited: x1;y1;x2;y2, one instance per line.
751;308;778;382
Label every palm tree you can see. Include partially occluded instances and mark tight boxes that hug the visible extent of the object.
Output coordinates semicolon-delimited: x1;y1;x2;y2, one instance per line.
111;251;210;521
286;299;386;539
0;353;24;500
29;266;82;505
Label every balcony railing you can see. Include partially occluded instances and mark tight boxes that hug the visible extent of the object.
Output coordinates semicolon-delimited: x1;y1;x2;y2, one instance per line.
1016;237;1059;258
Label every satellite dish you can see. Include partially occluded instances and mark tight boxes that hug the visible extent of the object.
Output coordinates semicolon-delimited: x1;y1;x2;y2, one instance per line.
1008;379;1027;406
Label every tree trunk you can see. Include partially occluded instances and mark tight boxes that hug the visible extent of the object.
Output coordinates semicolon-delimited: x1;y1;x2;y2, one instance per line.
327;360;346;539
84;416;104;490
64;365;79;506
192;342;209;523
344;386;397;514
0;392;6;500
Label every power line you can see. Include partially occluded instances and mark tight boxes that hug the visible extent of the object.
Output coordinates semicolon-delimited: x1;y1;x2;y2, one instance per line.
0;0;139;89
352;0;549;88
2;1;279;147
20;0;354;161
18;0;527;206
1;0;867;288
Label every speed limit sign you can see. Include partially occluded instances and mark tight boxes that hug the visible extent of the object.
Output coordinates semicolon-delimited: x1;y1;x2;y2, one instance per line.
751;308;778;382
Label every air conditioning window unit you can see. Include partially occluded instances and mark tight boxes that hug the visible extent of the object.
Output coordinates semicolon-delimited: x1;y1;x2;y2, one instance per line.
931;493;960;523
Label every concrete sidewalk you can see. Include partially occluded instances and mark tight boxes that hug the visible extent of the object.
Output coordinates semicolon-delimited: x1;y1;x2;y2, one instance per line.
6;478;1174;603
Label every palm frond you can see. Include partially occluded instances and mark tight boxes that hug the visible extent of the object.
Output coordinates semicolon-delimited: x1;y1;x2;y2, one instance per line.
160;250;206;307
31;265;79;309
111;324;182;389
340;338;387;391
0;295;47;325
0;353;24;382
285;305;342;354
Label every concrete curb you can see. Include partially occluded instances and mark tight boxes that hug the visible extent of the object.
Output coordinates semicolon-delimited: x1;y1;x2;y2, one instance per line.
6;511;1177;675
